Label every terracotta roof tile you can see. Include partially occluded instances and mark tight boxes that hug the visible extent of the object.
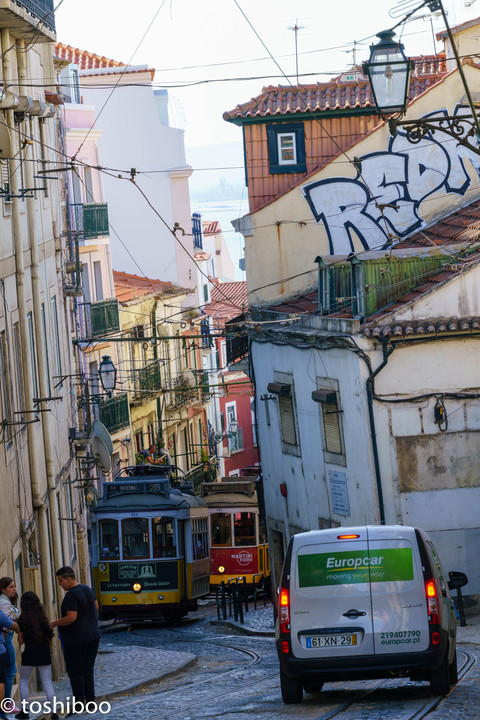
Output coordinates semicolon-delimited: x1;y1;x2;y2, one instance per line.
113;270;187;304
202;220;221;235
398;198;480;248
224;57;446;122
55;43;125;70
203;281;247;327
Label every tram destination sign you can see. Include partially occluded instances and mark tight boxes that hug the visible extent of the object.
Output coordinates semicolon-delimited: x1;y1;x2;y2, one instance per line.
99;560;178;591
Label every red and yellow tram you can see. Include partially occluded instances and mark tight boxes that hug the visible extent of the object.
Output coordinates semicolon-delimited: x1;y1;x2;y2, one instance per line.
201;478;270;589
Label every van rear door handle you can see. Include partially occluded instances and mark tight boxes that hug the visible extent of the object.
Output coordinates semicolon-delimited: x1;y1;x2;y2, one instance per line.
343;609;366;618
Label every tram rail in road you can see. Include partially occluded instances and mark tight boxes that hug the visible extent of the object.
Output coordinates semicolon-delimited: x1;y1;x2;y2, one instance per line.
100;625;476;720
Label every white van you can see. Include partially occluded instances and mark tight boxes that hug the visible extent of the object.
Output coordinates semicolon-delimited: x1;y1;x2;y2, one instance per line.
276;525;468;703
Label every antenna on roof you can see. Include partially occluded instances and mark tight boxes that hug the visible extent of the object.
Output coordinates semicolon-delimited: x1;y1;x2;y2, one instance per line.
287;19;307;86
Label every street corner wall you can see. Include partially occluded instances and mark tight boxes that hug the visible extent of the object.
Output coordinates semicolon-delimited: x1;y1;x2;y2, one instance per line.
395;430;480;605
247;66;480;307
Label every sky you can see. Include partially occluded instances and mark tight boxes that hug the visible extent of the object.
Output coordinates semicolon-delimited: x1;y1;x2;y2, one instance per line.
54;0;479;150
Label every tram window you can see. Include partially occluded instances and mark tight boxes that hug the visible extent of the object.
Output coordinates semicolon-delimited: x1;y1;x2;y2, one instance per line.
234;512;256;547
99;520;119;560
153;517;176;558
122;518;149;559
192;516;208;560
211;513;231;546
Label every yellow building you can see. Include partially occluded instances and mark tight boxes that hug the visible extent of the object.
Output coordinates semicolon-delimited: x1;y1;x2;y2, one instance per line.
111;271;215;486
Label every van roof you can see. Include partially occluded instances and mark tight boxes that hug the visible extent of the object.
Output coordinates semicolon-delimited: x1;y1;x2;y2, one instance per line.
291;525;419;546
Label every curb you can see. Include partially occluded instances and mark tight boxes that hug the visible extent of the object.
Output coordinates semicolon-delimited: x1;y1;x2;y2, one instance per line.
210;619;274;637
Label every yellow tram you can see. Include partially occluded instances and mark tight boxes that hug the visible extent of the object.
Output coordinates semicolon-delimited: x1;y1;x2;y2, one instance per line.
91;466;210;622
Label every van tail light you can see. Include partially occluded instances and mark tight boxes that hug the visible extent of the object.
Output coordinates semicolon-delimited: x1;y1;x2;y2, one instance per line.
279;587;290;634
426;579;439;623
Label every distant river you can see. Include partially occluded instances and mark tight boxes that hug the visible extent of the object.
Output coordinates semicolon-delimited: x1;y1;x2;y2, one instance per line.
192;198;248;281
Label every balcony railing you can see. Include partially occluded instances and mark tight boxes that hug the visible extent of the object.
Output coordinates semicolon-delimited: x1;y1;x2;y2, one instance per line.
79;299;120;339
99;393;130;434
199;371;210;402
70;203;109;239
134;360;162;400
167;373;198;409
13;0;55;31
183;457;217;494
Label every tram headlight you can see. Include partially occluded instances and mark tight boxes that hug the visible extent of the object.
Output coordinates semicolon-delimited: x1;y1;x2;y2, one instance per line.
218;565;226;574
132;582;142;593
111;597;117;602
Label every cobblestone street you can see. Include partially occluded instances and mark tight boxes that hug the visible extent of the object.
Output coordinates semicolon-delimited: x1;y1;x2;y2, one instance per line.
27;605;479;720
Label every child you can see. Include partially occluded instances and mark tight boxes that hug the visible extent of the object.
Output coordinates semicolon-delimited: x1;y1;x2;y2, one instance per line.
16;592;58;720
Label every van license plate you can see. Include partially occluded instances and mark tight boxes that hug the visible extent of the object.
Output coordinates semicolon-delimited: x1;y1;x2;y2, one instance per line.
306;634;357;648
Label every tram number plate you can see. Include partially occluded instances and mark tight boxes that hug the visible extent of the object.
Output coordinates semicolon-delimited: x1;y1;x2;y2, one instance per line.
306;634;357;648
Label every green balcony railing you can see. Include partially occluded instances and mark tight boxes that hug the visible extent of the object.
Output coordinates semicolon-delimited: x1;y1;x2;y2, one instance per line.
90;299;120;338
183;457;217;494
16;0;55;31
99;393;130;434
136;360;162;400
199;371;210;402
71;203;109;239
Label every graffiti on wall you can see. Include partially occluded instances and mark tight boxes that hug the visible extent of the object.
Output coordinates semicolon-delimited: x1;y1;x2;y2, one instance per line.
302;106;480;254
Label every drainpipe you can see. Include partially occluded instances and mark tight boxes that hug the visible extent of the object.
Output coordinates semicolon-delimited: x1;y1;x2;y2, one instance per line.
365;338;395;526
1;29;52;608
314;256;324;313
151;299;163;444
17;40;63;583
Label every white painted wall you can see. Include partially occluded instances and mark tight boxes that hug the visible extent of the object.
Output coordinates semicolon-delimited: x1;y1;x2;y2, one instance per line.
252;317;480;602
79;70;196;288
250;339;379;540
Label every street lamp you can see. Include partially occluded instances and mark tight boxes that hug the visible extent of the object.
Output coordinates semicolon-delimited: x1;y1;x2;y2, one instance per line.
362;30;413;115
362;0;480;154
98;355;117;397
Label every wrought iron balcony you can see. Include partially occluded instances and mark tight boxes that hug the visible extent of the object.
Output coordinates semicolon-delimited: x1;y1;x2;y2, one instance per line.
70;203;109;239
1;0;55;35
79;299;120;339
134;360;162;401
99;393;130;434
183;457;217;494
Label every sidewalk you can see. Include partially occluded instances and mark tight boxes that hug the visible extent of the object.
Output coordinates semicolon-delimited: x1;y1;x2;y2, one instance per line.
51;645;196;703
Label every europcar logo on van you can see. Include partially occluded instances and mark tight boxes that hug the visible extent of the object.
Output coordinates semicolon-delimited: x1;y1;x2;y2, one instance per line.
298;548;414;587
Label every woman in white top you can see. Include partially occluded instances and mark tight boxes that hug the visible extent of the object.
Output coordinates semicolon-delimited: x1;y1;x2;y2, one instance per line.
0;577;20;713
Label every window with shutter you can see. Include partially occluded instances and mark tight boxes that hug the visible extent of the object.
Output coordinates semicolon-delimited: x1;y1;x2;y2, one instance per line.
270;372;301;456
279;395;297;445
322;401;342;454
314;377;346;465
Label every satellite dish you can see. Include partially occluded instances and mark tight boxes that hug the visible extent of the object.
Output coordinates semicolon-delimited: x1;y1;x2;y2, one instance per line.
92;420;113;473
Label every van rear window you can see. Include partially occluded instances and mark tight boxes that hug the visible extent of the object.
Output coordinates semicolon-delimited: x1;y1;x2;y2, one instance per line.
298;548;414;587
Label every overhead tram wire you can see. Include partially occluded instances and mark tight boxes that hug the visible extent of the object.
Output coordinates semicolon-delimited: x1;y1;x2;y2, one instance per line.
231;0;402;247
1;19;469;306
0;115;250;316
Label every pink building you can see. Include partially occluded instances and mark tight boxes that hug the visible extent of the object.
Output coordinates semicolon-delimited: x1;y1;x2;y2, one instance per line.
204;282;259;477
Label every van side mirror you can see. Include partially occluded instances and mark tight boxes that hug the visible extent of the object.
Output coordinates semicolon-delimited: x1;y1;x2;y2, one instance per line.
448;571;468;590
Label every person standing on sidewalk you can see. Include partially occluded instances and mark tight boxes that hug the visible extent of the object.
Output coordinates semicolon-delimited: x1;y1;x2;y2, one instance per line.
49;568;100;711
0;578;20;714
0;608;19;720
15;592;58;720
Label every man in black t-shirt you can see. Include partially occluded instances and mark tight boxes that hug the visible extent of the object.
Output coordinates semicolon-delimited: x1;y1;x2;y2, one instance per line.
50;567;100;708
